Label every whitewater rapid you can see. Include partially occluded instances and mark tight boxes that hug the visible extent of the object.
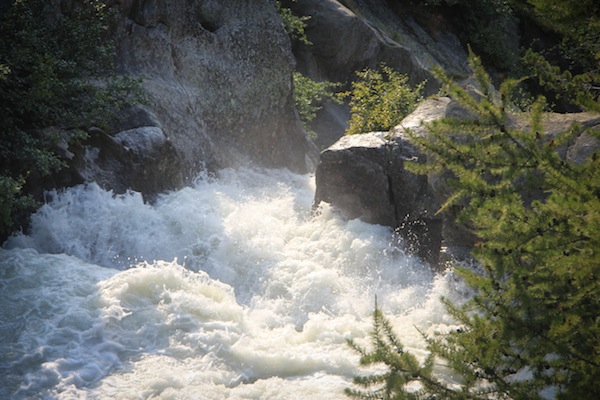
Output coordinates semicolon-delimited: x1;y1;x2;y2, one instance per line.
0;168;465;399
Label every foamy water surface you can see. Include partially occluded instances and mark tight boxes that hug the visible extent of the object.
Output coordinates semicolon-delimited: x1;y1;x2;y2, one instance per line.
0;168;465;399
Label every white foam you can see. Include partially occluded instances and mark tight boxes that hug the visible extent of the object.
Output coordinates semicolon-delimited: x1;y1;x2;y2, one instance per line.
1;168;466;399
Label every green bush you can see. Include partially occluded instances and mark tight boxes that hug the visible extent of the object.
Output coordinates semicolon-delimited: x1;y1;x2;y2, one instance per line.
346;51;600;399
275;0;311;45
293;72;341;138
0;0;141;237
342;65;425;135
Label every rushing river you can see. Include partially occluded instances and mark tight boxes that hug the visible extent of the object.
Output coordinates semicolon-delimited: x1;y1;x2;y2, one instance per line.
0;168;465;399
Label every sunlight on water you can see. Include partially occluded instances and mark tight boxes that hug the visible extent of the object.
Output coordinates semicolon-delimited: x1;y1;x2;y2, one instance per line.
1;168;466;399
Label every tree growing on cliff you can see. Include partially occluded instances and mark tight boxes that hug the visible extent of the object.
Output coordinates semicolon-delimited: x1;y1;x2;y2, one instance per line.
345;51;600;399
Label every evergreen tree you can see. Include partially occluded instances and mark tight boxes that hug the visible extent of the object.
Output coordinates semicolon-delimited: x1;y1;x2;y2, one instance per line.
346;51;600;399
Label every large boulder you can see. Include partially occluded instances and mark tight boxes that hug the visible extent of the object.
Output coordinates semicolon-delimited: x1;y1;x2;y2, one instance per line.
287;0;468;86
314;96;600;265
313;97;460;265
313;99;453;264
41;107;183;203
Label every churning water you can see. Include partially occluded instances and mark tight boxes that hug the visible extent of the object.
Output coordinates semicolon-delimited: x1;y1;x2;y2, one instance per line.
0;168;465;399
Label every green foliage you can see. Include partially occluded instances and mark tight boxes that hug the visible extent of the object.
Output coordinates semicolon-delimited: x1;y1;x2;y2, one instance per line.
0;0;142;236
346;51;600;399
406;0;599;76
275;0;311;45
523;49;600;113
292;72;341;138
342;65;425;135
526;0;599;71
346;300;454;399
0;176;36;236
276;1;341;139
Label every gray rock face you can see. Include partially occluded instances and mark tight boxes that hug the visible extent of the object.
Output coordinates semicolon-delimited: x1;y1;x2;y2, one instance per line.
47;0;320;202
65;125;183;202
285;0;470;147
313;122;444;265
110;0;318;179
288;0;468;86
314;96;600;265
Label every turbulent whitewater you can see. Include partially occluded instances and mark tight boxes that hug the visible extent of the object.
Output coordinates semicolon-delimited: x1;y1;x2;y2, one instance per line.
0;168;465;399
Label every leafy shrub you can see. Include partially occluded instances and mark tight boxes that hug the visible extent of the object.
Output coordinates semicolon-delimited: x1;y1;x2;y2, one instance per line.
293;72;341;138
275;0;311;45
0;0;141;237
346;51;600;399
342;65;425;135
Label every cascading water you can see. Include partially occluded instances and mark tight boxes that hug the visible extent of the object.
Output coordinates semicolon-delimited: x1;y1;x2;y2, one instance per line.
0;168;466;399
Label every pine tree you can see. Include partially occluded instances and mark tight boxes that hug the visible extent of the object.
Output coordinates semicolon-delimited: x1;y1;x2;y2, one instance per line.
346;50;600;399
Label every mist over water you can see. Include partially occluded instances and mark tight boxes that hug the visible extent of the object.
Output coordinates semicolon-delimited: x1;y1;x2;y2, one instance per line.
1;168;465;399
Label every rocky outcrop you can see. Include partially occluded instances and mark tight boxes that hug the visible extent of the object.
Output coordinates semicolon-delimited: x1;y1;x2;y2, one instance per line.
314;129;442;265
284;0;470;148
40;105;183;202
314;97;600;265
49;0;318;202
109;0;318;178
314;97;460;265
49;0;474;200
288;0;468;86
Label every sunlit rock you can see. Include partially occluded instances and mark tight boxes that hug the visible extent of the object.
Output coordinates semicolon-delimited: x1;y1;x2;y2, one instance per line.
314;96;600;266
109;0;318;177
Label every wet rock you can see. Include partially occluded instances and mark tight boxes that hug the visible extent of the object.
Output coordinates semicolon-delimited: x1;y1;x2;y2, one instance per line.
110;0;318;177
314;128;443;265
314;96;600;266
61;126;183;202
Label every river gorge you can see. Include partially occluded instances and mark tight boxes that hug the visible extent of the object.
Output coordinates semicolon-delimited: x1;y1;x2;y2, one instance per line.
1;168;466;399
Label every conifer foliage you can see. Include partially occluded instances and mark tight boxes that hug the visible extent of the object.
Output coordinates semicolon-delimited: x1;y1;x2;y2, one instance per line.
346;52;600;399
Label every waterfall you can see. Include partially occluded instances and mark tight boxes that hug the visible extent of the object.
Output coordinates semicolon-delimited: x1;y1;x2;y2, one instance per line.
0;168;465;399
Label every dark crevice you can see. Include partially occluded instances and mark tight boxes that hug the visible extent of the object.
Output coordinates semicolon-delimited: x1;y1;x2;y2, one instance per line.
198;15;219;33
384;138;400;227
